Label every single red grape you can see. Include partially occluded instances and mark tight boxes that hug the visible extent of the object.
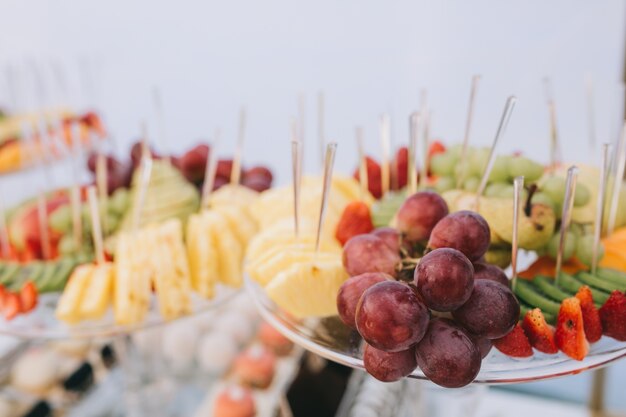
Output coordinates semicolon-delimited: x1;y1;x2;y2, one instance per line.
396;191;449;243
363;343;417;382
337;272;392;328
427;210;491;261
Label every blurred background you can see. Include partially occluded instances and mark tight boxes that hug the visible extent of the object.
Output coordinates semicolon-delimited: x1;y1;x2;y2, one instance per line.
0;1;625;416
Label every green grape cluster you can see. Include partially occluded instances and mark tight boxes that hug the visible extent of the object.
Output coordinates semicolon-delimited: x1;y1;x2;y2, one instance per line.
540;222;604;267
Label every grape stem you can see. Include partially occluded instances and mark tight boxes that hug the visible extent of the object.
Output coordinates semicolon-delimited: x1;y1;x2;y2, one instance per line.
524;184;538;217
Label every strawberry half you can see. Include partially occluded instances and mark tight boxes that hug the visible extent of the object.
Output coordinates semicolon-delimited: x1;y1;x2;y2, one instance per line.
522;308;557;354
575;286;602;343
599;291;626;342
353;157;382;199
335;201;375;246
554;297;589;361
493;324;533;358
3;293;21;320
19;281;38;313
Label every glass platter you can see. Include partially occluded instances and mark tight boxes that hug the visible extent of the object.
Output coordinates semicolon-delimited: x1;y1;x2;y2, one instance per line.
0;285;238;340
245;276;626;385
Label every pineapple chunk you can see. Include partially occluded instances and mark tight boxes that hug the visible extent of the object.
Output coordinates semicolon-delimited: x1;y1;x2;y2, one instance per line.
79;262;114;320
56;265;94;324
186;214;218;299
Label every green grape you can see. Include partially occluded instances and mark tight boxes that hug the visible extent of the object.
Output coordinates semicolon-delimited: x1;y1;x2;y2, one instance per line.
49;205;72;233
468;148;489;177
547;231;577;260
448;144;464;158
430;153;457;176
494;185;528;201
58;234;78;255
488;156;511;183
575;234;603;267
434;176;456;193
569;223;584;237
508;156;544;183
574;184;591;207
484;183;508;197
541;176;566;205
110;188;131;215
463;177;480;192
531;192;557;213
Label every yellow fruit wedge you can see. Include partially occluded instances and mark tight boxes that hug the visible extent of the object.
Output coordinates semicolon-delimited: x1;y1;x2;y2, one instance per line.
114;231;151;325
265;260;348;318
153;219;193;320
56;264;94;324
213;205;258;248
201;211;244;287
332;176;375;206
186;215;218;299
210;184;259;213
246;231;341;265
79;262;114;320
250;249;339;287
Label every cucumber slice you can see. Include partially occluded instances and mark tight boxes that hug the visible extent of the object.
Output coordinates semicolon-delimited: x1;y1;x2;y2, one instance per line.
46;258;78;292
0;263;20;286
10;261;45;290
37;262;60;293
532;276;572;302
596;268;626;288
515;280;561;316
577;271;626;293
557;273;610;304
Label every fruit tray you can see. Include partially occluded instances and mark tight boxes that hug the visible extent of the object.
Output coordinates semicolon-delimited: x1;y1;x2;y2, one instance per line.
0;284;237;340
246;276;626;384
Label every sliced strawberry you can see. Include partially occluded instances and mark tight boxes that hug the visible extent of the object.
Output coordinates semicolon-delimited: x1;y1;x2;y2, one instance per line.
394;147;408;190
575;286;603;343
19;281;38;313
493;324;533;358
0;285;7;308
335;201;375;246
522;308;557;354
3;293;21;320
353;157;382;199
599;291;626;342
554;297;589;361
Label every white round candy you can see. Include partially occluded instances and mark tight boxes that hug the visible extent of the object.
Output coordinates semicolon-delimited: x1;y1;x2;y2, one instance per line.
197;334;238;374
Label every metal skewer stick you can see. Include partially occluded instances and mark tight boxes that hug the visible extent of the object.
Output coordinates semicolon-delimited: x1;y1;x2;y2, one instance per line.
476;96;517;201
315;142;337;252
318;91;325;170
607;121;626;235
592;144;611;274
585;75;596;151
230;108;246;186
87;186;105;265
555;166;579;285
420;111;430;188
511;176;524;291
200;129;220;211
356;127;368;201
457;75;481;188
379;114;391;197
408;112;420;195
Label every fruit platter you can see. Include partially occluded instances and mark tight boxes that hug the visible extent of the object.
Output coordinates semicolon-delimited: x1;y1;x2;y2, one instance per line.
0;128;276;339
244;100;626;388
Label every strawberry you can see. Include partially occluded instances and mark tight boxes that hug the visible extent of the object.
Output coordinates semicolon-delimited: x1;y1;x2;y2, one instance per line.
522;308;557;354
428;140;446;158
3;293;21;320
492;324;533;358
394;147;408;190
335;202;375;246
575;286;603;343
19;281;38;313
0;285;7;308
554;297;589;361
599;291;626;341
353;157;382;199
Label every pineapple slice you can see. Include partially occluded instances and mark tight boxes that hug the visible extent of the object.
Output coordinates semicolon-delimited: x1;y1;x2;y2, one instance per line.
186;214;218;299
79;262;114;320
204;211;244;287
265;260;348;318
246;231;340;264
56;264;94;324
213;205;258;248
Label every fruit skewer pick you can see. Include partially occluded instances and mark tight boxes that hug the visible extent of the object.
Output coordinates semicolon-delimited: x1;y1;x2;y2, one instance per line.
419;89;430;186
69;123;83;251
379;114;391;197
318;91;325;170
511;175;524;290
96;150;108;236
355;127;368;201
131;130;153;232
200;129;220;211
592;143;611;274
457;74;481;188
555;166;579;284
291;139;302;239
607;121;626;235
315;142;337;252
408;112;419;195
230;108;246;186
87;186;105;265
475;96;517;201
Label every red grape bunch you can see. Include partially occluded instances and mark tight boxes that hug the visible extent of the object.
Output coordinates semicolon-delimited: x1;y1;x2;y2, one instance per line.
337;191;520;388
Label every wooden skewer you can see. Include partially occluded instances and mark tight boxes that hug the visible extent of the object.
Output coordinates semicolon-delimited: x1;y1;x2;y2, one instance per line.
356;127;368;200
231;108;246;186
315;142;337;252
379;114;391;197
457;75;481;188
476;96;517;200
69;123;83;251
511;176;524;291
607;121;626;235
96;152;108;236
318;91;325;170
37;194;51;260
291;139;301;239
87;186;105;265
200;129;220;211
592;144;611;274
408;112;420;195
555;166;579;285
131;128;153;232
